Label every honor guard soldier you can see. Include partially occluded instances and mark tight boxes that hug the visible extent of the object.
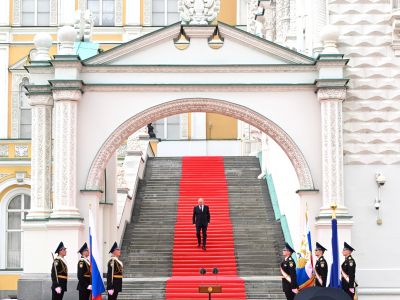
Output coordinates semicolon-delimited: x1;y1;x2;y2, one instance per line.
51;242;68;300
314;242;328;287
342;242;357;299
107;242;123;300
77;242;92;300
280;242;299;300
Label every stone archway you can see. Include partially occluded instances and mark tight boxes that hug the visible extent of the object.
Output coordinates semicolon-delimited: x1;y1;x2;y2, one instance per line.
85;98;315;191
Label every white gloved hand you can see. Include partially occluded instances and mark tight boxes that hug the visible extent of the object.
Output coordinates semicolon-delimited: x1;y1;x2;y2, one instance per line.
292;288;299;294
349;288;355;293
108;289;114;295
55;287;62;294
87;285;92;290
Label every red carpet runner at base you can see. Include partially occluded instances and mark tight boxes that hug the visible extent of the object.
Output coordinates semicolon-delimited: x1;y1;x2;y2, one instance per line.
166;157;246;300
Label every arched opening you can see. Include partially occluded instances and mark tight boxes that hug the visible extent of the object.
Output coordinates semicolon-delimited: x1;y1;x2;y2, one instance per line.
85;98;315;191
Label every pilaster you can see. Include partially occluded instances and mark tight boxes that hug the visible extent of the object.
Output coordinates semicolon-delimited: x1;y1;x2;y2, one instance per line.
26;87;54;219
317;87;347;216
50;82;83;219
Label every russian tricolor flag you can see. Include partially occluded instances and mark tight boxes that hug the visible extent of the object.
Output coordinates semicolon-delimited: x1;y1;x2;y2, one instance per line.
89;209;105;300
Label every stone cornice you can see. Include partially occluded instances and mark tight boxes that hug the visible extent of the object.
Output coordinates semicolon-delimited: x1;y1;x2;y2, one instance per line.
84;23;182;65
315;79;349;89
80;64;317;73
316;59;349;70
24;85;52;96
218;22;315;64
49;80;84;91
83;83;316;92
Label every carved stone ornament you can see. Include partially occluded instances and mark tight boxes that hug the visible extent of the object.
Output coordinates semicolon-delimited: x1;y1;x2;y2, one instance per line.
15;145;29;157
317;88;346;102
179;0;221;25
0;145;8;157
86;98;315;191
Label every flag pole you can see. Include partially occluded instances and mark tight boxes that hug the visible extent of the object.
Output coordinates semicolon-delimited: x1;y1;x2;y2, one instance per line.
329;201;341;288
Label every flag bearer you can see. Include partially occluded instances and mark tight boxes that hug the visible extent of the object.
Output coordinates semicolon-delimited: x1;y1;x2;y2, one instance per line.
314;242;328;287
280;242;299;300
107;242;124;300
342;242;357;299
77;242;91;300
51;242;68;300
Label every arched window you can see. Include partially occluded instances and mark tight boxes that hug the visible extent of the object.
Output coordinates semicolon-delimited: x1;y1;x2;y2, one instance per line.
88;0;115;26
6;194;31;269
19;78;31;139
152;0;179;26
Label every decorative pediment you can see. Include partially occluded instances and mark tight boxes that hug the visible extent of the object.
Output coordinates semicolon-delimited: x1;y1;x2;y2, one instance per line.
84;22;315;66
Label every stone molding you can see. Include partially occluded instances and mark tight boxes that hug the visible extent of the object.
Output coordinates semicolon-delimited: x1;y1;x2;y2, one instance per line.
52;90;82;102
28;94;54;107
85;98;315;191
83;84;315;92
81;64;317;73
317;88;346;101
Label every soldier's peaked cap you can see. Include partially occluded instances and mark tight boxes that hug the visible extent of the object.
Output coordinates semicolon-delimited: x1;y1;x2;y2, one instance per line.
343;242;355;252
78;242;88;254
55;241;66;254
315;242;327;252
284;242;295;253
109;241;120;253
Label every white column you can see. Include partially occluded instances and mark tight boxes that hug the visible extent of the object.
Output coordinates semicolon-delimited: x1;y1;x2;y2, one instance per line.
312;0;327;55
0;46;9;138
51;89;82;218
126;0;141;25
318;88;347;216
26;94;53;219
191;112;206;139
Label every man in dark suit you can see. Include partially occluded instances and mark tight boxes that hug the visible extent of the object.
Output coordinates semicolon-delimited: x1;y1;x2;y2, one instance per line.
77;242;91;300
280;242;298;300
107;242;123;300
192;198;210;250
51;242;68;300
341;242;357;299
314;242;328;287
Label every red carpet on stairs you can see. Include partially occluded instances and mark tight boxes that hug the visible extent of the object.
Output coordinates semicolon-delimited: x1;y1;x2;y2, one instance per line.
166;157;247;300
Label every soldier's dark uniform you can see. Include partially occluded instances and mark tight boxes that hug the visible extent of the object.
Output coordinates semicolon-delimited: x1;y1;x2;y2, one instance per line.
314;242;328;287
107;242;123;300
77;243;91;300
280;243;298;300
51;242;68;300
341;242;357;300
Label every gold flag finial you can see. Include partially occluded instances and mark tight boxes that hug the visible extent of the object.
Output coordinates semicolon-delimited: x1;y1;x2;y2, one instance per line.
330;202;337;219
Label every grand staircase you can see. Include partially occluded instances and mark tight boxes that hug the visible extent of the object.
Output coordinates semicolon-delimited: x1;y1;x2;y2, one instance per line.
119;157;286;300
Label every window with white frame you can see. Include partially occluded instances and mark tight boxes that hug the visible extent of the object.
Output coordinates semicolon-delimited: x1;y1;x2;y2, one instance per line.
19;78;32;139
152;114;182;139
6;194;31;269
152;0;179;26
88;0;115;26
21;0;50;26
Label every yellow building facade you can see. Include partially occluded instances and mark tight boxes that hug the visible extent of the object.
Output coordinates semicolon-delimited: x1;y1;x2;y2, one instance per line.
0;0;242;295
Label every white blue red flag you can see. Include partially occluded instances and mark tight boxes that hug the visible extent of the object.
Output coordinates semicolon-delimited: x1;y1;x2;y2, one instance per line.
89;209;105;299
